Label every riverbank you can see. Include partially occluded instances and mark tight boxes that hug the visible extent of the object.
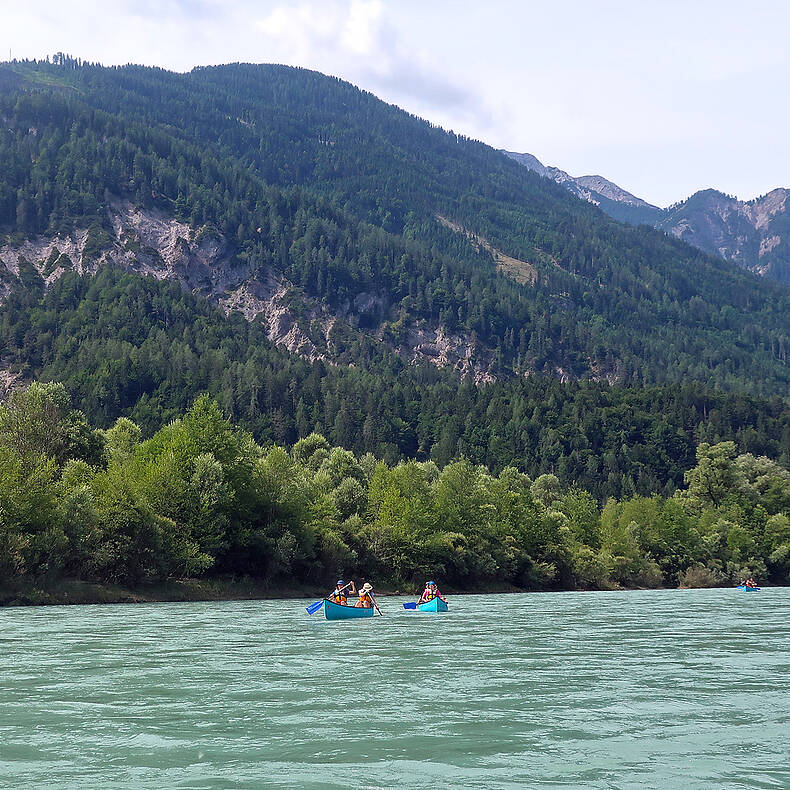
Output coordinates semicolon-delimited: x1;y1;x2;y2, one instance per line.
0;578;324;607
3;575;760;607
0;577;544;607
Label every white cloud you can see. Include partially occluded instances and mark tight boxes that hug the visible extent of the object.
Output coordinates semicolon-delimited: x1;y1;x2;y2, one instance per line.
341;0;382;56
254;0;488;124
256;3;343;60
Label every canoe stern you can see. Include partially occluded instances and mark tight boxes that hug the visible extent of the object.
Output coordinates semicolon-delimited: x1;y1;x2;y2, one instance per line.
417;597;449;613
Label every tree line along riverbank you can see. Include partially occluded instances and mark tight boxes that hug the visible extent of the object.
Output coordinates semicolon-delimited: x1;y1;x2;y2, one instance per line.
1;382;789;606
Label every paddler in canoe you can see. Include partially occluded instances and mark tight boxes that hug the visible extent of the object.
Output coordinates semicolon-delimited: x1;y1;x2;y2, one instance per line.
328;579;356;605
418;580;447;604
355;582;383;614
355;582;374;608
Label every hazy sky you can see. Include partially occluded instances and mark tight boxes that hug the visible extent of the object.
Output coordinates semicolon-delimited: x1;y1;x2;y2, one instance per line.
3;0;788;206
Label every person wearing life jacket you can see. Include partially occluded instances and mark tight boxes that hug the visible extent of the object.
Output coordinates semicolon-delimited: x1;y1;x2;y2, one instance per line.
418;580;446;604
355;582;375;608
328;579;355;605
418;581;434;603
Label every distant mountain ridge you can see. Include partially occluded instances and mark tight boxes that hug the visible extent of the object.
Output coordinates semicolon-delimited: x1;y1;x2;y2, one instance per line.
503;151;790;284
504;152;656;210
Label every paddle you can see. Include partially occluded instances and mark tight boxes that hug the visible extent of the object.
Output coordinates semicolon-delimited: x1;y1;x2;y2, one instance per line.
305;581;352;614
369;592;384;616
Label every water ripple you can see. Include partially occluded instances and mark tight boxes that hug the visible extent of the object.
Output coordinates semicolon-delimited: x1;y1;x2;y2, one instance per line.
1;588;789;789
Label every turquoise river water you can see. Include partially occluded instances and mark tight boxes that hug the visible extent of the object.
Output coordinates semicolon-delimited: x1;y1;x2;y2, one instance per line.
1;589;789;789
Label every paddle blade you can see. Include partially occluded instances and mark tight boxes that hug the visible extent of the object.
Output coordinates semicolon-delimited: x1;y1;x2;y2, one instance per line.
306;600;324;615
403;602;417;610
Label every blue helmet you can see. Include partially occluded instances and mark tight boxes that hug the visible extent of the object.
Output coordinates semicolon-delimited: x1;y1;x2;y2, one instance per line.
336;579;344;585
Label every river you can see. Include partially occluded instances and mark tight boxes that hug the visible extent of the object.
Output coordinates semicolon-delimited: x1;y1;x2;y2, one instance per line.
1;588;788;789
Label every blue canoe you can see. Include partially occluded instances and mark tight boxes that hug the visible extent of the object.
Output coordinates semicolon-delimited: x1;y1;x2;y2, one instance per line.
323;598;375;620
736;585;761;591
417;597;449;613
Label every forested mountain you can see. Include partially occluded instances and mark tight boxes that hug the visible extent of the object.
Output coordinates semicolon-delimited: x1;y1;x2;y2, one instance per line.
657;189;790;284
0;57;790;397
505;151;790;285
1;58;790;597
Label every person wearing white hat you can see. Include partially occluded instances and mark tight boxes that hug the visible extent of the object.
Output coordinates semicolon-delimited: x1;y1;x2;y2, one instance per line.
355;582;375;608
355;582;383;615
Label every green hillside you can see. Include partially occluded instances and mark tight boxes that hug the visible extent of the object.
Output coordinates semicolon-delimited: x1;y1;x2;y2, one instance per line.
3;268;789;502
0;58;789;395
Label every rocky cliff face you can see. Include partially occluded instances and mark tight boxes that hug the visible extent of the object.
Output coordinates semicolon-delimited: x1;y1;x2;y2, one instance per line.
657;189;790;282
0;202;497;383
0;201;242;300
504;151;790;284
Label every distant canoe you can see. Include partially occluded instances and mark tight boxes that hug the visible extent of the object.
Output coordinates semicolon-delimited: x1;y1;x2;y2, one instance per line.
324;598;375;620
736;585;761;591
417;597;448;613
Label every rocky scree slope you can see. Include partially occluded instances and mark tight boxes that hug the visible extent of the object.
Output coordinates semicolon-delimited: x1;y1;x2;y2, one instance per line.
0;202;496;383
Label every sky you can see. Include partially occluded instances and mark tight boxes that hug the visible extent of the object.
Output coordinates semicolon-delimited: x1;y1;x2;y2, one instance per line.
2;0;788;207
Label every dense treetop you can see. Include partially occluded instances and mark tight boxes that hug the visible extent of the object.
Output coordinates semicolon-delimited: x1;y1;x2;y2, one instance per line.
2;385;788;594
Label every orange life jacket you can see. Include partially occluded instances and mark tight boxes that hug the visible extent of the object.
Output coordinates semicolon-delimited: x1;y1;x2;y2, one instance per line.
357;592;372;607
330;590;347;605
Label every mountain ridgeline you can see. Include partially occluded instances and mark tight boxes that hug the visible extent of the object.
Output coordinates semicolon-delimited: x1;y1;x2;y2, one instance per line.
504;151;790;285
0;58;789;397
